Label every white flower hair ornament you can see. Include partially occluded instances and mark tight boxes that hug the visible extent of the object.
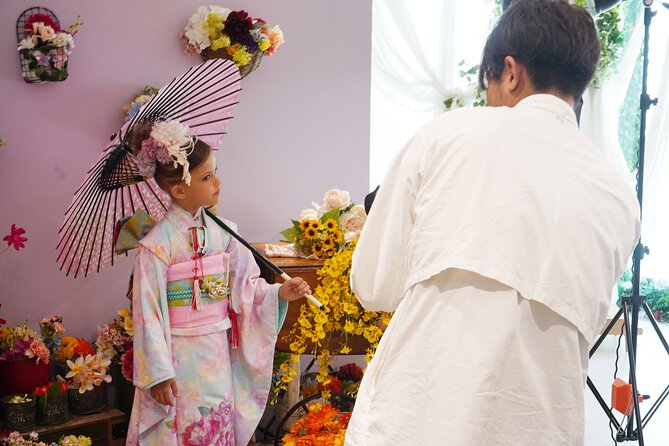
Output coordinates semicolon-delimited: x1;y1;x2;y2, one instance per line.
135;120;196;185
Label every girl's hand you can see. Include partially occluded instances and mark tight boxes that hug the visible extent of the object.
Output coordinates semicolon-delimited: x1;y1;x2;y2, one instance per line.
150;378;179;406
278;277;311;302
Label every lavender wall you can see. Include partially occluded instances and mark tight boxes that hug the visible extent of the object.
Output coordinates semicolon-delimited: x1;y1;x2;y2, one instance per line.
0;1;371;337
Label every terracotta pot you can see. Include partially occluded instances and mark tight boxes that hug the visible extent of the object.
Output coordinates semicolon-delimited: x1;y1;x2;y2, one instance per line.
0;361;50;397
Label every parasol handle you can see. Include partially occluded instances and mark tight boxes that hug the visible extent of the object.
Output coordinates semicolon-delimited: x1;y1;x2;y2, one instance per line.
204;208;323;308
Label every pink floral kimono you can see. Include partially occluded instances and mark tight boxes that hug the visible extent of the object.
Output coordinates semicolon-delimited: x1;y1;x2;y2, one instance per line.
126;204;286;445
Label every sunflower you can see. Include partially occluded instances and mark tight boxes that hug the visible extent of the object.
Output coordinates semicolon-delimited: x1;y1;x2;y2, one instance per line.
324;219;337;231
304;227;318;240
322;236;335;249
300;220;312;230
310;221;321;230
312;242;324;257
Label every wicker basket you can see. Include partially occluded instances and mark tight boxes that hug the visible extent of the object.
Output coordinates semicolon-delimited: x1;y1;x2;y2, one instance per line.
200;47;263;78
0;394;36;432
68;383;108;415
36;391;69;426
16;7;69;84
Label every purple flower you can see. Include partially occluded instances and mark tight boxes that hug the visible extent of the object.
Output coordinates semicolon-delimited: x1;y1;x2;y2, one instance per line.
37;52;51;67
140;137;172;165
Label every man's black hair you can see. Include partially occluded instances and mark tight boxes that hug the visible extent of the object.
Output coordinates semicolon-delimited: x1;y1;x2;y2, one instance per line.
479;0;601;100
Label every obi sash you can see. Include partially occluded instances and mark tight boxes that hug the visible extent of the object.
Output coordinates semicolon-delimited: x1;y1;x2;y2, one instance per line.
166;253;232;334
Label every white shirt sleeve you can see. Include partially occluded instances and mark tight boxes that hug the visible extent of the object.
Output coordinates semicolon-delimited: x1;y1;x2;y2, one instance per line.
351;132;427;312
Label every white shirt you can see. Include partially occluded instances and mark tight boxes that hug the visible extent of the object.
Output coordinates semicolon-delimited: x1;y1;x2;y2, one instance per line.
352;94;640;343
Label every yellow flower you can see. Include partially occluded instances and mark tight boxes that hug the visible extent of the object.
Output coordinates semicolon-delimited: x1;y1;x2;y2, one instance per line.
310;220;321;230
273;240;393;400
227;44;252;66
258;38;270;52
322;236;335;249
56;336;78;361
210;35;231;51
311;242;324;257
324;219;337;231
304;227;318;240
123;317;133;336
300;219;312;230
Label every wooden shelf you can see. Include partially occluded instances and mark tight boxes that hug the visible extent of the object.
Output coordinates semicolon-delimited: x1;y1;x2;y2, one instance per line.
26;407;127;446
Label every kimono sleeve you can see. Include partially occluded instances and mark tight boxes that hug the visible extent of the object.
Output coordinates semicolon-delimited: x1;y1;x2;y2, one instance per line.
351;132;427;312
131;246;175;390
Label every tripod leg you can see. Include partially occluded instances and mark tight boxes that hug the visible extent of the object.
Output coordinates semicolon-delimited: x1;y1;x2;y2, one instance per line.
642;301;669;354
586;306;625;430
622;300;645;445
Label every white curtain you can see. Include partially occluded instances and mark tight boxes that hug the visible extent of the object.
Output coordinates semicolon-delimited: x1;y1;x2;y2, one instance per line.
582;4;669;282
580;11;643;184
640;5;669;282
370;0;495;187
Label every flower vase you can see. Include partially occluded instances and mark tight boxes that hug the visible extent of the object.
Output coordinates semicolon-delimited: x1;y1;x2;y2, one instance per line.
0;394;36;431
68;382;108;415
200;47;262;78
36;391;69;426
0;361;50;397
19;47;69;83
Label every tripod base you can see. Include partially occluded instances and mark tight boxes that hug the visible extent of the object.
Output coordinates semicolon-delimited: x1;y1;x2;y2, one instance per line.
587;295;669;445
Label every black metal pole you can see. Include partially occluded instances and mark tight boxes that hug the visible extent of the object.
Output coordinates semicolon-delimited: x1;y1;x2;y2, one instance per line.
203;207;323;308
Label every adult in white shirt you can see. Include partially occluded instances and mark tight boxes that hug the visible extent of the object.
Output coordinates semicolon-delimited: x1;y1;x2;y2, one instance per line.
345;1;640;445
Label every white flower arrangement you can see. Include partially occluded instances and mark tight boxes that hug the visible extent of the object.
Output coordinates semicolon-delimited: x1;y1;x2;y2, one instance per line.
182;5;232;55
66;352;112;394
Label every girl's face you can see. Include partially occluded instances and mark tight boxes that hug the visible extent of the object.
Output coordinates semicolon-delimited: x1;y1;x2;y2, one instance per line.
173;151;221;214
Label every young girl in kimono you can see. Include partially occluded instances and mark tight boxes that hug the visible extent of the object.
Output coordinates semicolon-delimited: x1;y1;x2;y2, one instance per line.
125;121;310;446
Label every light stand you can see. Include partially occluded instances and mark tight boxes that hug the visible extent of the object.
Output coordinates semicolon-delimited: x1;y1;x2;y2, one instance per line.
586;2;669;444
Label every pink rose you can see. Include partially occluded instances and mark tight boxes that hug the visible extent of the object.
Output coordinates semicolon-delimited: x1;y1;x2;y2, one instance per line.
339;205;367;236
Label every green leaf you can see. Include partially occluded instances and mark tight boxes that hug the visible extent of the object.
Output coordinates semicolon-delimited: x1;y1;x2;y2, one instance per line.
280;226;299;242
320;209;341;223
46;382;64;398
198;406;210;416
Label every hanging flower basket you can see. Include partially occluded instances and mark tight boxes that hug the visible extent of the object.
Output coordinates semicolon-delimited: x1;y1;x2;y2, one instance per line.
19;47;70;83
200;47;263;78
0;394;36;432
15;7;81;84
68;383;108;415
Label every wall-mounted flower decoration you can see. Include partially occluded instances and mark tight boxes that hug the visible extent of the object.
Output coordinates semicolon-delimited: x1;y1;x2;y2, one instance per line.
182;5;284;78
16;7;82;83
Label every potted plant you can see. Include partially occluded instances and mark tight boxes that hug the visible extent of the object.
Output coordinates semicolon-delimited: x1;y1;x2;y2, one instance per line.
0;323;50;396
34;380;69;426
0;393;36;432
65;352;112;415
